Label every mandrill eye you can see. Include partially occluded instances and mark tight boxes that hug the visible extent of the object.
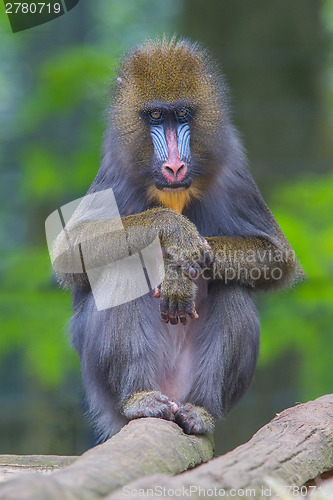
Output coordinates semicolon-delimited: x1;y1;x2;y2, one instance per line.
149;110;163;123
175;107;190;122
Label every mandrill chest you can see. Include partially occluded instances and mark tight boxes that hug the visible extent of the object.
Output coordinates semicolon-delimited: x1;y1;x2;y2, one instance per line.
152;277;209;402
150;179;204;215
150;188;194;214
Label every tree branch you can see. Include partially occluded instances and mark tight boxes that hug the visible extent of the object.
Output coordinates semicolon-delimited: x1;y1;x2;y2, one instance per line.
0;395;332;500
107;395;333;500
0;418;213;500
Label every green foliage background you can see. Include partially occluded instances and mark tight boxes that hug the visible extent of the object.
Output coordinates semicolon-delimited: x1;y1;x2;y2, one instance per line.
0;0;332;455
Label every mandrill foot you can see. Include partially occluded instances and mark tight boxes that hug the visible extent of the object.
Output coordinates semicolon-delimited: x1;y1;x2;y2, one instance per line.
175;403;214;435
122;391;179;421
122;391;213;435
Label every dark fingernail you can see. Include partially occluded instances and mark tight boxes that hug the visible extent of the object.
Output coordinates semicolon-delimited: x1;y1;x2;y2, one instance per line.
161;313;169;322
169;316;178;325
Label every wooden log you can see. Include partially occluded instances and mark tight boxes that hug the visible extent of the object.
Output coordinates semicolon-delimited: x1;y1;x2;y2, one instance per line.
0;455;77;483
1;395;332;499
0;417;213;500
106;394;333;500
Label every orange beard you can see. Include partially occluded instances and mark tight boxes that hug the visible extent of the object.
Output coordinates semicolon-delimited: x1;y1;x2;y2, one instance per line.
148;185;200;213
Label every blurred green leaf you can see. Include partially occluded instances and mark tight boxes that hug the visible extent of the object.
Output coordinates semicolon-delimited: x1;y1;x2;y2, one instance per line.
259;173;333;400
22;46;114;125
0;249;78;388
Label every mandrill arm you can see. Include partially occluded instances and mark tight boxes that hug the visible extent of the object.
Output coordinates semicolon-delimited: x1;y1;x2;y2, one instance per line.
52;206;210;322
197;169;302;291
204;234;300;290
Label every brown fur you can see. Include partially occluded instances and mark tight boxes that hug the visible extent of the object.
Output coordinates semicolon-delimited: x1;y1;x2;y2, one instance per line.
112;37;224;189
147;185;201;213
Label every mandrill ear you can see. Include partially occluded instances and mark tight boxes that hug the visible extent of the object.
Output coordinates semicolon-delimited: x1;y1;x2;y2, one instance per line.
116;77;123;85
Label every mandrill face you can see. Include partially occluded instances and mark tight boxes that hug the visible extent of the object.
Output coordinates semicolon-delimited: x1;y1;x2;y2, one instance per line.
143;101;204;213
142;101;193;191
113;37;224;213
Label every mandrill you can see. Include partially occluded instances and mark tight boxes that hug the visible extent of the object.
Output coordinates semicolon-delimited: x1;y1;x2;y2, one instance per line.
51;37;301;439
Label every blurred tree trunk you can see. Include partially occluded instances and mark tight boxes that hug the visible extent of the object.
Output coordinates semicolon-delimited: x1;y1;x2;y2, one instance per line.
181;0;330;187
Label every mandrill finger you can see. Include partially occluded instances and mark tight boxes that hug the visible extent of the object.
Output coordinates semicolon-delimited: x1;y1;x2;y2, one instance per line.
181;262;194;277
168;301;179;325
202;238;212;251
198;250;212;268
160;296;170;323
153;285;161;298
185;302;199;320
193;261;204;277
177;303;187;325
169;400;179;413
199;237;212;266
182;261;203;279
204;248;212;266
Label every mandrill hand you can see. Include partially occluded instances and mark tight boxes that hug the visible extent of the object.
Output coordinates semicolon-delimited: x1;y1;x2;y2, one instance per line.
158;211;212;279
179;236;212;279
153;210;212;324
154;263;199;325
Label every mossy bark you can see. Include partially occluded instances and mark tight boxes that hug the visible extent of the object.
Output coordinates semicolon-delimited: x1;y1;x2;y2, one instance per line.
0;418;213;500
1;395;332;500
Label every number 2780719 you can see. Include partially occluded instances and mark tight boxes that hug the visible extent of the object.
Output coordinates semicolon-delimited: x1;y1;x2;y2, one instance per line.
5;3;62;14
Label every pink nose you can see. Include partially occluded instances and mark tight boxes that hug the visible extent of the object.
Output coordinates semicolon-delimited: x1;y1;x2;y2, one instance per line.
162;162;187;183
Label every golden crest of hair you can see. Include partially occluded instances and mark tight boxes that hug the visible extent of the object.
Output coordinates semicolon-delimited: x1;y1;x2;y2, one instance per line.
113;36;224;136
